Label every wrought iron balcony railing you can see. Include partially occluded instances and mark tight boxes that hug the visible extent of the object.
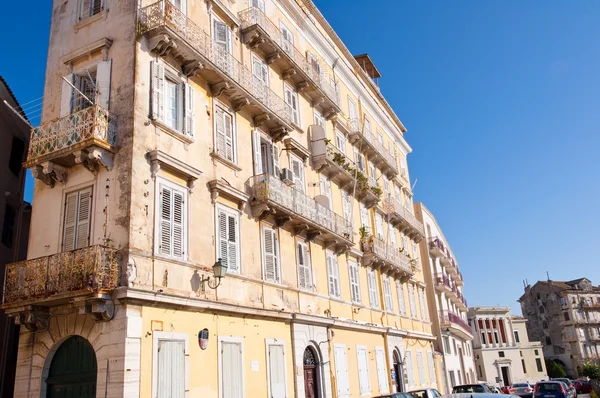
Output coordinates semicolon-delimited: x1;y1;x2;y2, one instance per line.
248;174;353;248
435;273;453;293
238;7;340;117
2;245;120;306
138;1;292;139
361;235;413;280
312;141;358;191
440;310;472;338
348;118;398;179
428;237;445;258
384;199;425;241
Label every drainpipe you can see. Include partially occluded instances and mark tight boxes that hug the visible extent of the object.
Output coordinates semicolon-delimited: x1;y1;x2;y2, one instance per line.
327;326;337;398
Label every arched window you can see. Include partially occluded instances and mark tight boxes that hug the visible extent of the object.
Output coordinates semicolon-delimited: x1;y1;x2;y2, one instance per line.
546;337;552;345
539;305;545;314
304;347;317;366
542;321;548;329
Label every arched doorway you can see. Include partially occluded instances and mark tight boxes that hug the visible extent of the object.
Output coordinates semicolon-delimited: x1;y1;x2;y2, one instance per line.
303;346;320;398
46;336;97;398
393;349;405;392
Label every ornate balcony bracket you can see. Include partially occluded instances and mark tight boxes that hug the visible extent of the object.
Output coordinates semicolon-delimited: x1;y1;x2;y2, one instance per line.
254;113;271;127
271;127;288;143
147;34;178;57
306;230;322;242
245;31;266;49
210;81;231;97
74;148;114;174
275;216;291;228
282;68;296;80
233;98;250;112
11;307;49;332
208;179;248;211
75;295;114;322
297;81;310;93
253;203;274;221
183;60;205;77
266;52;280;65
292;224;308;237
32;162;67;187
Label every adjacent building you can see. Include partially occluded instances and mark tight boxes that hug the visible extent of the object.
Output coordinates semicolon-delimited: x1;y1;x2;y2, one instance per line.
0;76;31;398
414;203;475;393
2;0;442;397
519;278;600;377
468;307;547;387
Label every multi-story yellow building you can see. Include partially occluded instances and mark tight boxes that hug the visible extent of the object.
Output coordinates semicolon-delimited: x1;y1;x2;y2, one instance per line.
3;0;441;396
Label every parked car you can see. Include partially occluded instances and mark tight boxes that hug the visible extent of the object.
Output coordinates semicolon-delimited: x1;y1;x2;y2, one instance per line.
501;386;512;394
488;386;502;394
574;379;592;394
452;384;493;394
373;393;415;398
550;380;576;398
409;388;443;398
443;394;520;398
533;381;570;398
509;383;534;398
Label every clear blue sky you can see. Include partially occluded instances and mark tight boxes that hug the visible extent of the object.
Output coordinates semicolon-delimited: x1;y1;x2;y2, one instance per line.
2;1;599;314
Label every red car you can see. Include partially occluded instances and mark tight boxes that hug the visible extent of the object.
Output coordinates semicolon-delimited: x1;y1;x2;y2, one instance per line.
574;380;592;394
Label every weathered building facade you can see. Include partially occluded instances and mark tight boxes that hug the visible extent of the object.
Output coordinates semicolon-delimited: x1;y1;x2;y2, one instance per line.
414;202;475;393
0;76;31;398
3;0;442;397
519;278;600;377
468;307;547;387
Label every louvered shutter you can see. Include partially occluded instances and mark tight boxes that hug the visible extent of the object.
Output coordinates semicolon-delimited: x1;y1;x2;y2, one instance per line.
215;107;226;157
405;351;414;387
252;131;263;175
227;213;238;272
159;186;172;256
416;351;425;387
263;227;279;283
319;174;332;207
271;144;280;178
172;190;184;258
349;261;360;303
326;255;335;296
184;83;194;137
60;74;75;117
268;344;286;398
96;60;112;110
368;271;378;307
297;243;306;289
408;285;417;317
290;156;304;192
375;347;389;392
426;351;435;384
397;282;406;315
63;191;78;251
156;339;185;398
151;61;165;121
348;99;357;120
79;0;91;19
222;342;243;398
75;188;92;250
389;227;397;248
357;347;370;395
224;112;234;161
375;214;384;240
334;345;350;397
342;192;351;221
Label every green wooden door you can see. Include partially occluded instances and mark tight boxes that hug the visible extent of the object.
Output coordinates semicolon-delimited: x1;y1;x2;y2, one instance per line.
46;336;97;398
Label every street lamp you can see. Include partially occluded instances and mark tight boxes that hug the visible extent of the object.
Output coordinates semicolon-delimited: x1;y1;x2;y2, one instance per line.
201;258;227;292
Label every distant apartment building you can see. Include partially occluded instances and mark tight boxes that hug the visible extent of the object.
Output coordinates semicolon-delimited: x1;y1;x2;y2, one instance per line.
415;203;475;393
468;307;547;387
519;278;600;377
1;0;442;397
0;76;31;398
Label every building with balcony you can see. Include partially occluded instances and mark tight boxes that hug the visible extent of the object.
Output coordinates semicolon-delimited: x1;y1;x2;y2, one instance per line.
519;278;600;377
414;202;474;393
0;76;31;398
468;307;547;387
4;0;440;397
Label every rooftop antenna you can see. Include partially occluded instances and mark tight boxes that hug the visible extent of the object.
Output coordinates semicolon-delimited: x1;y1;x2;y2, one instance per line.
411;178;418;192
546;271;550;281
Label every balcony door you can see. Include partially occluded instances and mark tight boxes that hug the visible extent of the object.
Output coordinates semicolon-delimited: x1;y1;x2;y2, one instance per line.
46;336;97;398
212;15;233;75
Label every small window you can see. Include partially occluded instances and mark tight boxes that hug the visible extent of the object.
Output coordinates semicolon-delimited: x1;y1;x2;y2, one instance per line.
536;358;543;372
359;202;370;233
348;260;361;303
157;181;187;259
252;54;269;86
534;349;539;355
216;205;240;274
539;305;545;313
546;337;552;345
79;0;103;20
1;205;16;248
262;225;281;284
335;131;346;153
284;83;300;126
165;77;181;131
514;330;520;343
499;351;505;358
290;155;305;193
443;336;451;354
296;241;312;290
382;275;393;311
561;297;567;306
212;16;232;53
522;359;527;373
542;320;548;329
313;111;325;127
8;137;25;176
214;103;236;162
326;251;340;297
367;269;379;308
63;187;93;252
564;312;570;321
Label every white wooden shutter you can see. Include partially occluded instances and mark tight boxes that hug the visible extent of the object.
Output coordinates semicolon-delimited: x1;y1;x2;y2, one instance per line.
348;98;357;120
408;285;417;317
252;130;263;175
156;339;185;398
75;188;92;250
375;213;384;240
368;270;378;308
290;156;304;192
389;226;397;248
419;289;427;319
427;351;435;385
60;73;75;117
223;112;234;161
79;0;91;19
342;192;351;222
159;186;172;256
218;208;238;273
63;191;78;251
375;347;389;393
349;261;360;303
397;282;407;315
221;341;243;398
405;351;414;387
319;174;332;207
251;0;265;11
297;242;311;290
356;347;370;395
172;190;184;258
96;60;112;110
335;132;346;153
327;253;339;297
314;111;324;127
263;227;279;283
334;345;350;397
416;351;425;386
151;61;165;121
215;106;226;157
383;276;393;311
364;119;371;135
272;144;280;178
268;344;286;398
183;83;194;137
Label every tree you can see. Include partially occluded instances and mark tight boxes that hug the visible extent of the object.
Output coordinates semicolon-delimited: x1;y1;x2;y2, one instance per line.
546;359;567;378
580;362;600;379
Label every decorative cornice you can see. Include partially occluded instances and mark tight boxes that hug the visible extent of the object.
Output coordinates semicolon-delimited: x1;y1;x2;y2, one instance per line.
147;150;202;191
61;38;113;65
208;179;249;211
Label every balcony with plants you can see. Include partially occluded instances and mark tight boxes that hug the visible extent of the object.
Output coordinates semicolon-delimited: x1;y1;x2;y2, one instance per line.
347;118;399;179
312;139;358;191
384;199;425;242
238;6;340;119
138;1;292;140
360;232;414;281
248;174;353;251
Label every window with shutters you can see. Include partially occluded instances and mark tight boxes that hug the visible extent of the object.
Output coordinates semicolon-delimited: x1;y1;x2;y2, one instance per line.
251;0;265;11
341;191;352;223
216;205;240;274
262;225;281;284
348;97;358;121
334;344;350;398
319;174;332;208
405;351;415;388
427;351;435;385
367;269;379;308
212;15;232;54
356;346;370;395
296;241;312;290
284;83;300;126
359;202;370;233
326;251;340;298
307;52;322;79
152;332;189;398
389;226;397;248
156;179;187;259
375;213;384;240
279;22;294;56
290;155;305;193
8;137;25;177
382;275;393;311
150;61;195;138
62;187;93;252
416;351;425;386
348;260;361;303
219;337;244;398
313;110;325;127
252;54;269;86
266;340;287;398
354;148;366;173
364;118;372;136
375;347;389;393
397;281;407;315
412;242;419;269
368;161;377;185
418;288;428;320
252;130;279;177
214;102;236;163
376;131;384;145
335;131;346;153
408;285;417;318
78;0;103;21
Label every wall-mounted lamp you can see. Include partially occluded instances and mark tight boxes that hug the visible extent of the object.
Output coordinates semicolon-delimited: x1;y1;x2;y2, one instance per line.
201;258;227;292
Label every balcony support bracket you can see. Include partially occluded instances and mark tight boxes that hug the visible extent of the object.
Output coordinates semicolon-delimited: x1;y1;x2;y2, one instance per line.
148;34;178;57
306;230;321;243
275;216;291;228
183;61;205;77
210;81;231;97
254;113;271;127
282;68;296;80
11;306;49;333
31;162;67;187
266;52;280;65
233;98;250;112
74;148;114;174
292;224;308;237
75;295;114;322
253;204;273;221
297;81;310;93
271;127;288;143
